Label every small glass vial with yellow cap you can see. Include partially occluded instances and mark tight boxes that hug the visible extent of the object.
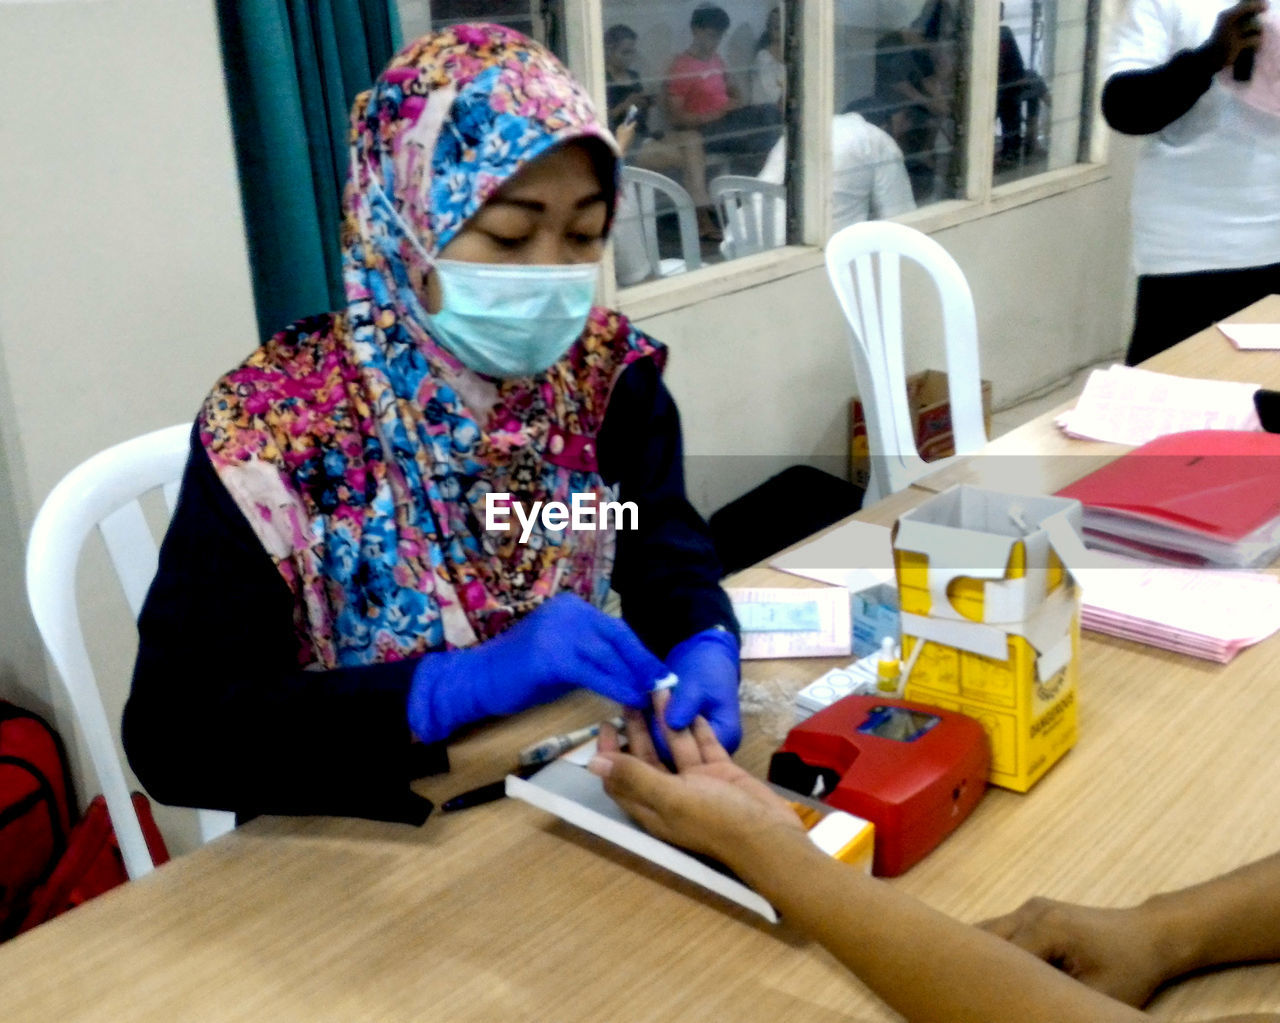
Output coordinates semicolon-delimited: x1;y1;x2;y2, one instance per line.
875;636;901;695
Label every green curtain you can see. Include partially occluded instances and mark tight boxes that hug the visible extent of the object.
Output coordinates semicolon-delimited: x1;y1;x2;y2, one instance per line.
218;0;402;338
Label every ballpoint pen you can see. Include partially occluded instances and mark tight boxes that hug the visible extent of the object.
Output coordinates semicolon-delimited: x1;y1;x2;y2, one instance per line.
440;762;542;813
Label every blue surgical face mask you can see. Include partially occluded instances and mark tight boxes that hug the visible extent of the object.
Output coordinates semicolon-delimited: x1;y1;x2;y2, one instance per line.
425;259;599;378
358;160;600;379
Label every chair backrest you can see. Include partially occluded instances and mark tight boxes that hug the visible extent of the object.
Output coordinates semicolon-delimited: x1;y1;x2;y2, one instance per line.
618;166;703;280
710;175;786;260
824;220;986;503
25;424;235;880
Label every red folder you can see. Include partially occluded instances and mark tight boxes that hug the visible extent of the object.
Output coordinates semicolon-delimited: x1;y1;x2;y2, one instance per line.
1056;430;1280;566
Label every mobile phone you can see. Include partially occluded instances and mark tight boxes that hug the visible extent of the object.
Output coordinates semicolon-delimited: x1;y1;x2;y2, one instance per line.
1234;12;1260;81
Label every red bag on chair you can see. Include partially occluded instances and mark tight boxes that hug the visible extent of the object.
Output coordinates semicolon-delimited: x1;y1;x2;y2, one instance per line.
18;792;170;934
0;701;75;938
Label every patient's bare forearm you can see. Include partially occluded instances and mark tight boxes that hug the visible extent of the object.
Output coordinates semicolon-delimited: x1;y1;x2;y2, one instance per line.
1142;852;1280;982
729;828;1149;1023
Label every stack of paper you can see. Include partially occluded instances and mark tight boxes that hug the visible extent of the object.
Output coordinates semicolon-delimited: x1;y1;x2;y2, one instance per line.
1077;558;1280;662
1057;430;1280;569
1055;365;1261;445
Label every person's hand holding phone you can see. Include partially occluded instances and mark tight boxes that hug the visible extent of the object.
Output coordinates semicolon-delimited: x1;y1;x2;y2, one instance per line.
1210;0;1267;78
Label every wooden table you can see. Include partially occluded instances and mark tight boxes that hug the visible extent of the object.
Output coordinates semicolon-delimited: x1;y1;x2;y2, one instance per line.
5;306;1280;1021
914;294;1280;495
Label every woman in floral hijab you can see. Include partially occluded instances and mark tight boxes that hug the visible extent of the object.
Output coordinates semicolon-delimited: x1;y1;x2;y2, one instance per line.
125;24;739;822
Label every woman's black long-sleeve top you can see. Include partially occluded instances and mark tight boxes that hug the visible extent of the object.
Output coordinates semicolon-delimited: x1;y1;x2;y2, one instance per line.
123;357;735;825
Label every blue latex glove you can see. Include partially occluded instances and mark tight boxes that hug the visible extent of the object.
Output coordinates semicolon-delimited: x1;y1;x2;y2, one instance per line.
407;594;669;744
660;627;742;753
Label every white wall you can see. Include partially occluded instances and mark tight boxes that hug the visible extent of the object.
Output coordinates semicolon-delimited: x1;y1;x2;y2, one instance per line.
648;142;1136;516
0;0;1134;855
0;0;259;853
0;334;48;709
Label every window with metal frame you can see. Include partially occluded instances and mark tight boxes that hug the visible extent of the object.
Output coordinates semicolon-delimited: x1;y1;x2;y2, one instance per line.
390;0;1107;317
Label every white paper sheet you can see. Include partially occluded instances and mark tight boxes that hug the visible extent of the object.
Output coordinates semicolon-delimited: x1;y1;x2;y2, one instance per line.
1075;555;1280;662
1218;323;1280;351
507;761;778;922
769;519;895;591
726;585;852;659
1055;365;1261;445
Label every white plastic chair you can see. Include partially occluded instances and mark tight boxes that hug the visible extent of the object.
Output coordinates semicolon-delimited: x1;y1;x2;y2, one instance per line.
26;424;236;880
711;175;786;259
825;220;987;503
618;166;703;280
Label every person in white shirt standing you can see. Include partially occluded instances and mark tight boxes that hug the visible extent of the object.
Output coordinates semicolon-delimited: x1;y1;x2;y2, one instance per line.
1105;0;1280;364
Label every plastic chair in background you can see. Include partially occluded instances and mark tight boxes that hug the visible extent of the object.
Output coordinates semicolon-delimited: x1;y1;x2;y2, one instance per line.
824;220;987;503
25;424;235;880
711;175;786;260
617;166;703;282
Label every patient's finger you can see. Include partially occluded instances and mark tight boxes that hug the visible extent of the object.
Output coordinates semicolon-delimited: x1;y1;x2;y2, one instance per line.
690;716;731;764
597;719;622;754
653;690;704;771
623;706;662;766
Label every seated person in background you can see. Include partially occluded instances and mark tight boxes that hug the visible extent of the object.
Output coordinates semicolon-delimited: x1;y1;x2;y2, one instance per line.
124;24;740;825
874;0;961;202
996;3;1049;168
665;4;782;170
723;111;915;258
752;111;915;242
605;23;720;241
590;704;1280;1023
751;6;786;109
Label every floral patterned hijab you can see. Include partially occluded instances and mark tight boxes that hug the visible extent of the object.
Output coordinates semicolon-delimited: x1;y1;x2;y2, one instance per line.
200;24;663;668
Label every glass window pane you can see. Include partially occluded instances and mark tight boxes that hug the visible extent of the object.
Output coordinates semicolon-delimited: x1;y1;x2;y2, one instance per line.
995;0;1096;184
395;2;568;61
835;1;967;214
603;2;794;287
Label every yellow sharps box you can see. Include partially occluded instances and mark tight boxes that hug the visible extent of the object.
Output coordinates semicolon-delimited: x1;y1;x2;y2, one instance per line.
893;486;1084;792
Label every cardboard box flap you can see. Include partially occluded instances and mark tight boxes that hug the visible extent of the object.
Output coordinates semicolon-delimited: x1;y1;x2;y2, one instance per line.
896;488;1086;614
894;516;1018;581
894;487;1086;677
896;485;1083;793
895;517;1015;625
899;610;1009;660
898;486;1081;539
901;584;1076;679
1039;508;1110;578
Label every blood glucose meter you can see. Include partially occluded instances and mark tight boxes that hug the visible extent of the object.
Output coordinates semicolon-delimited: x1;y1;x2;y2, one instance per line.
769;694;990;876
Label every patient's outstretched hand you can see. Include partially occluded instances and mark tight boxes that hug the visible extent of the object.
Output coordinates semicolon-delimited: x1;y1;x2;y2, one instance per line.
589;693;802;862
